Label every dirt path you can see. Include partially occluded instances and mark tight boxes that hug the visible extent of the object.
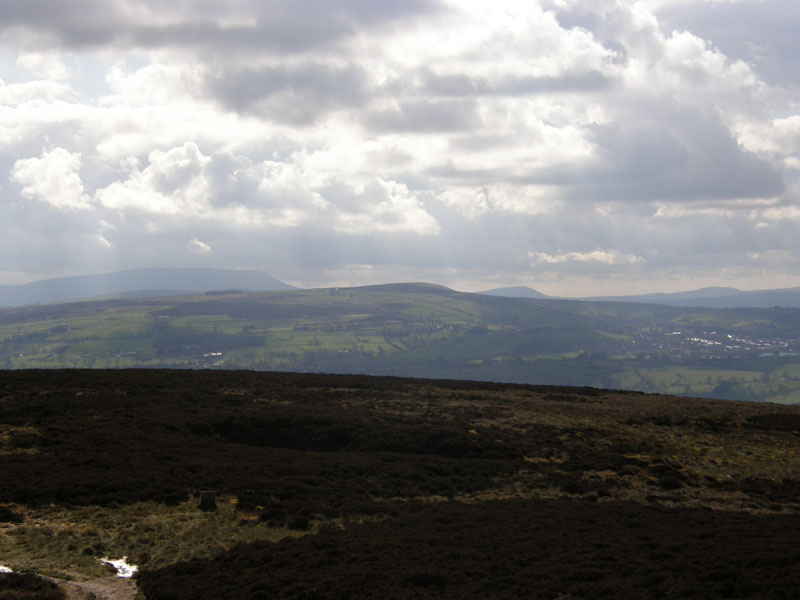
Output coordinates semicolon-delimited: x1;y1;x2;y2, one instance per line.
56;574;139;600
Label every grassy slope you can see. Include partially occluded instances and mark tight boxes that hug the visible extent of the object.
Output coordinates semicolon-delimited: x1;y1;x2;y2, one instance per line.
1;287;800;402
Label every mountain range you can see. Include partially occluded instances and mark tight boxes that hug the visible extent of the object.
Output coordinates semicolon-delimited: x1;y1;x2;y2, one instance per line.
0;268;294;308
481;285;800;308
2;268;800;309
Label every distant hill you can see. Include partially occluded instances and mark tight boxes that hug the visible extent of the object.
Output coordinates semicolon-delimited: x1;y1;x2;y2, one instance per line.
351;282;458;296
0;268;295;308
479;286;550;299
583;286;800;308
481;285;800;308
4;283;800;403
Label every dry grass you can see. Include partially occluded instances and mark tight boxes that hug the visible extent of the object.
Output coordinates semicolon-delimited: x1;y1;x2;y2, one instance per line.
0;496;320;581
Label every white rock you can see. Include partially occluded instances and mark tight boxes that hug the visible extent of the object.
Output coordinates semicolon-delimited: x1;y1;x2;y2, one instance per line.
99;557;138;578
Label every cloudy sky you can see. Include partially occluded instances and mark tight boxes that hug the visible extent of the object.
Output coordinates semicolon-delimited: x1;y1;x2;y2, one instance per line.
1;0;799;295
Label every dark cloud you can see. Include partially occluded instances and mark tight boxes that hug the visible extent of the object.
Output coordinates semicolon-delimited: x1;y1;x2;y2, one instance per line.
206;63;369;124
584;104;784;202
0;1;116;47
362;99;480;133
424;163;508;183
0;0;445;53
545;3;632;67
446;134;509;153
0;200;111;276
425;102;783;205
420;70;612;97
657;0;800;87
429;101;783;203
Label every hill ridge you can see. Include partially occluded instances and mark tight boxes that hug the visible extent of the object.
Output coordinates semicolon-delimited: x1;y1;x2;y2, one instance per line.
0;267;295;308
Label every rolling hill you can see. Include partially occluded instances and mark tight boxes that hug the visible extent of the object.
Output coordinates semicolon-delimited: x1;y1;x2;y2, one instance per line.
0;268;295;308
478;286;551;299
1;283;800;403
583;286;800;308
481;285;800;308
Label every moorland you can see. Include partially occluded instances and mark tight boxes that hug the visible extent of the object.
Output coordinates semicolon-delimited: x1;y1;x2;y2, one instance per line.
1;369;800;598
1;283;800;403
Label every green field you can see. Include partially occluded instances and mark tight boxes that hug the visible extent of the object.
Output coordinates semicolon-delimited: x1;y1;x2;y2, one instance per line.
1;283;799;403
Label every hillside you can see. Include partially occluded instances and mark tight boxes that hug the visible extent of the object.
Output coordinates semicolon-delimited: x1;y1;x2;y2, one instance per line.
1;285;800;403
583;286;800;308
1;370;799;598
482;285;800;308
0;268;294;308
479;286;550;299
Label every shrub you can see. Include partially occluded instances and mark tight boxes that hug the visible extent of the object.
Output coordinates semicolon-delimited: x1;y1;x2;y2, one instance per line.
0;506;22;523
0;573;65;600
287;515;310;531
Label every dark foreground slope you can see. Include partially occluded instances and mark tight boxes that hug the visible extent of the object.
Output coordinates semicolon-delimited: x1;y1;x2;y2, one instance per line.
2;370;800;599
140;500;800;600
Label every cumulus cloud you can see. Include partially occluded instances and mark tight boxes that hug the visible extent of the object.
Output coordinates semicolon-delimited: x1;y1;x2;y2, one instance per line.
584;105;784;202
529;249;645;266
16;52;70;81
438;185;560;217
205;62;370;125
1;0;800;294
363;99;480;133
10;147;91;210
331;178;440;235
188;238;211;254
241;157;439;234
656;0;800;87
90;141;440;237
0;0;443;53
95;142;212;215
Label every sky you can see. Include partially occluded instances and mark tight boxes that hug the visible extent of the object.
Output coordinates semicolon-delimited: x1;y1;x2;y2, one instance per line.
1;0;799;296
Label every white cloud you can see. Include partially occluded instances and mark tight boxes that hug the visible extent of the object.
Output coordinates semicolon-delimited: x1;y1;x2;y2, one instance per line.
17;52;70;81
102;61;203;107
529;249;645;266
332;178;440;235
439;184;561;217
93;234;112;248
0;78;71;106
759;206;800;222
438;187;491;218
95;142;212;215
245;157;439;234
92;141;440;236
10;147;91;210
188;238;211;254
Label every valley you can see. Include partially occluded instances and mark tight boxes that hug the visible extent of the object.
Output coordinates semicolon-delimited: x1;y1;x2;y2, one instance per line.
1;284;800;403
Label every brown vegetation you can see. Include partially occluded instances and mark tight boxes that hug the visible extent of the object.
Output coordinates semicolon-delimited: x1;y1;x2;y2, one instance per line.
1;369;799;598
0;573;64;600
